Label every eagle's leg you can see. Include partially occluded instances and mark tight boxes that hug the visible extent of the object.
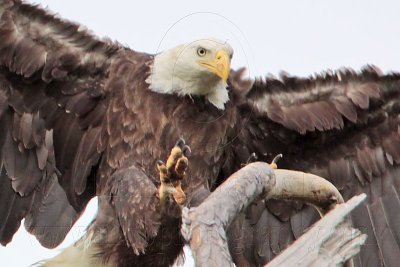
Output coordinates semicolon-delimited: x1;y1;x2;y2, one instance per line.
157;138;190;207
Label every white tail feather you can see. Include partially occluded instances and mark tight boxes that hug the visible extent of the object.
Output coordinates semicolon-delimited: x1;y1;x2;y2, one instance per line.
40;232;113;267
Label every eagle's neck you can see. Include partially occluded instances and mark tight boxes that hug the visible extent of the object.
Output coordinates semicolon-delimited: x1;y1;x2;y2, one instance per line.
146;52;229;110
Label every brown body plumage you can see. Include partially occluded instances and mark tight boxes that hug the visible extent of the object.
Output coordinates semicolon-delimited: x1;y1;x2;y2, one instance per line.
1;1;400;267
87;50;239;266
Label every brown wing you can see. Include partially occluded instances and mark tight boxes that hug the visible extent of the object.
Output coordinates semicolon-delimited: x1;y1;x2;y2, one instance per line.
0;0;122;248
225;67;400;267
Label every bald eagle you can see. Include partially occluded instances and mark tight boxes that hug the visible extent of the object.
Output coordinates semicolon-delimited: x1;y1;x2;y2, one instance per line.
1;1;400;266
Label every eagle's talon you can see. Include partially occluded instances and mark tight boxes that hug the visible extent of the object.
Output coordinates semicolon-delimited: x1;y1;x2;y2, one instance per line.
175;137;186;149
182;145;191;156
156;160;168;183
175;157;188;176
166;147;183;170
246;152;258;164
157;139;190;206
241;152;258;167
270;153;283;169
173;185;186;205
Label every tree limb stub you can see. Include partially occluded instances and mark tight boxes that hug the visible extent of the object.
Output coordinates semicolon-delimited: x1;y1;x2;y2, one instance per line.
268;169;344;216
266;194;367;267
182;162;364;267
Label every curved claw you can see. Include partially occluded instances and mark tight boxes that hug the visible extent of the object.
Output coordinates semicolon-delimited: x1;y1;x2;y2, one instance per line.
182;145;191;156
175;138;186;149
269;154;283;170
271;154;283;164
246;152;258;164
240;152;258;168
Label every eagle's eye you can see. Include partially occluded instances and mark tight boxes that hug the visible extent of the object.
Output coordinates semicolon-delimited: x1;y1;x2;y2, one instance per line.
197;47;206;57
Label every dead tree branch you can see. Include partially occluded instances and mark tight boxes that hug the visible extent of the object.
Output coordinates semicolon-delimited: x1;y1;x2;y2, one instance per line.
181;162;275;267
266;194;367;267
181;162;366;267
268;169;344;215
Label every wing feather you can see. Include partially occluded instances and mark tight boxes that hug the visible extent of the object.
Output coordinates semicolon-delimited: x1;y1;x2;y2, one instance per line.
227;67;400;266
0;0;128;248
71;127;102;194
24;174;80;248
367;199;400;266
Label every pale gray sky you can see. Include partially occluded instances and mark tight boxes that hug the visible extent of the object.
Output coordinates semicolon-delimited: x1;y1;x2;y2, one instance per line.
1;0;400;266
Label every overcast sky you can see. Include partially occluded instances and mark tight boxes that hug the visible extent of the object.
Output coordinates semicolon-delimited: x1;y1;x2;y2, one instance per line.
1;0;400;266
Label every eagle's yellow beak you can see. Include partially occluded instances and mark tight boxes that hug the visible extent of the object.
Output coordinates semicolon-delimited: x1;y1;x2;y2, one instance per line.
198;50;231;81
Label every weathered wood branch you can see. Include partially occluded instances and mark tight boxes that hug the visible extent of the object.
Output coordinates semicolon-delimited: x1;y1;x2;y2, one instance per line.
182;162;275;267
181;162;366;267
267;194;367;267
268;169;344;215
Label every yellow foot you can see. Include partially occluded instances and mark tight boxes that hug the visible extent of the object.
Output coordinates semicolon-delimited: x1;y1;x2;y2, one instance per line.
157;138;191;206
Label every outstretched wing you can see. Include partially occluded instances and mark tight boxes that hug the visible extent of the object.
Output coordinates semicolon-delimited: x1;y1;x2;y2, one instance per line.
226;67;400;267
0;0;121;248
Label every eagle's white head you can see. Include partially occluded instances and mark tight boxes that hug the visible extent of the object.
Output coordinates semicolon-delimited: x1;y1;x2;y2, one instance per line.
146;38;233;110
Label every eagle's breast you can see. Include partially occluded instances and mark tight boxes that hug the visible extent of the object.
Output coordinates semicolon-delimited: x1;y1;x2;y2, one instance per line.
99;51;237;194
